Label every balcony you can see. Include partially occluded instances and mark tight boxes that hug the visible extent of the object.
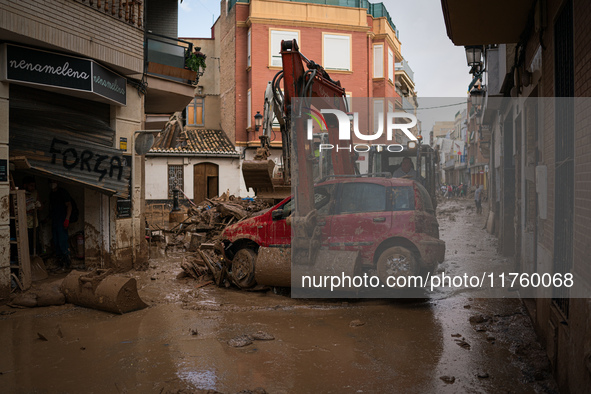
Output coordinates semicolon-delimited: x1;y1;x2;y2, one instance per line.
74;0;143;29
401;96;416;112
395;59;414;82
441;0;535;45
243;0;399;38
367;2;398;38
1;1;144;75
144;33;197;118
455;155;467;169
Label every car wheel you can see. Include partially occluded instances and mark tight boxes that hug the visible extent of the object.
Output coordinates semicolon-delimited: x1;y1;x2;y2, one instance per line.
376;246;418;284
231;248;257;289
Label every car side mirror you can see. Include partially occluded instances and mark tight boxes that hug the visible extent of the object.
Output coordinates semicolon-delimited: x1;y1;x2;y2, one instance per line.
272;209;284;220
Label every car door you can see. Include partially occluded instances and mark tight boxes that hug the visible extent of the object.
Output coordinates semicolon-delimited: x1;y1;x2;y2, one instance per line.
328;182;391;262
269;198;294;247
268;185;335;247
311;184;334;246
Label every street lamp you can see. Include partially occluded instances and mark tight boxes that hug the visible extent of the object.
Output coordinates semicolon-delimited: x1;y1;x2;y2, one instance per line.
465;45;483;67
254;111;263;131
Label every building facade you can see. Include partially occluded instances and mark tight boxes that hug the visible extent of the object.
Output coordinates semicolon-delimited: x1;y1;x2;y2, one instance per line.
0;0;194;299
191;0;406;195
443;0;591;391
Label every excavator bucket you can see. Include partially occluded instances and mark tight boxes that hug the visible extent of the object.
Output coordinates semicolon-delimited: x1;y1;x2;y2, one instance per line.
61;270;148;314
242;159;275;192
255;247;291;287
255;246;360;288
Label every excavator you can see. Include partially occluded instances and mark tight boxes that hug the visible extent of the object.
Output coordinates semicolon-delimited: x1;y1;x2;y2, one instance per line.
223;39;362;288
241;41;357;203
216;40;443;290
241;45;438;211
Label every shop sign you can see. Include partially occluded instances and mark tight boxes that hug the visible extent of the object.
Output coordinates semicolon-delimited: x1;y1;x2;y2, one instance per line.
10;130;131;197
2;44;126;105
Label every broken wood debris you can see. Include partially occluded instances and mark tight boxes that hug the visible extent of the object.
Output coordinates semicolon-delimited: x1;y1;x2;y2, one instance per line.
171;193;273;284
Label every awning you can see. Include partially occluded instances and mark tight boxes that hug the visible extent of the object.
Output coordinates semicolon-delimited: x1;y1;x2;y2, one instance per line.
10;127;131;197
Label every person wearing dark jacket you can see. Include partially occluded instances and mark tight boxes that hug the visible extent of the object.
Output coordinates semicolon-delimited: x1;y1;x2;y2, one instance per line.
49;181;72;270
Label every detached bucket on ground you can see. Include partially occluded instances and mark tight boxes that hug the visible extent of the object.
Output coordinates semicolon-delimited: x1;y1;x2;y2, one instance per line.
61;270;148;314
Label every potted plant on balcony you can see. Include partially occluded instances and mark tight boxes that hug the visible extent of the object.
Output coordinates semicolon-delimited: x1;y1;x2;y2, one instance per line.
185;47;207;84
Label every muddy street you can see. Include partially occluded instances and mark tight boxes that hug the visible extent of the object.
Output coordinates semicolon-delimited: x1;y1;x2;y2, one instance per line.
0;198;558;393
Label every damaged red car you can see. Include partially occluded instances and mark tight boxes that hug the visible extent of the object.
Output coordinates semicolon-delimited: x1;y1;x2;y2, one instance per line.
220;176;446;288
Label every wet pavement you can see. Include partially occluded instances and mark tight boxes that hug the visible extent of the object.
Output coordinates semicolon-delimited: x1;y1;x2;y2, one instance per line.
0;198;559;393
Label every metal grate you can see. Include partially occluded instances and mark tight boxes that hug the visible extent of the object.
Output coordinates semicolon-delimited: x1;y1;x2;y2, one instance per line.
168;165;184;199
553;0;574;318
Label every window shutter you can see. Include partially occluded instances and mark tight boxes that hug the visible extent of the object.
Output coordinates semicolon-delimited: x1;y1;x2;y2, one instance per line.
324;34;350;71
374;45;383;78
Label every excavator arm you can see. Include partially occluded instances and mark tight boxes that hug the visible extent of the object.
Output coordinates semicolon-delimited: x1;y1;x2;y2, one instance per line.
280;39;356;214
241;39;356;209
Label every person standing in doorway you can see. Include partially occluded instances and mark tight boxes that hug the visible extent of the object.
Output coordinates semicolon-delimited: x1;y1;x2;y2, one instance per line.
23;176;42;255
49;181;72;270
474;184;483;214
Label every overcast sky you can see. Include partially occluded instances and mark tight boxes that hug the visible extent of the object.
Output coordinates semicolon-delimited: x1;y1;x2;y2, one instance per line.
178;0;470;130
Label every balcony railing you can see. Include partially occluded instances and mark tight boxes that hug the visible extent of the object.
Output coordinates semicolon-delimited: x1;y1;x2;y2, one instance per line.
230;0;399;37
145;33;197;84
395;59;414;82
401;96;416;112
74;0;143;29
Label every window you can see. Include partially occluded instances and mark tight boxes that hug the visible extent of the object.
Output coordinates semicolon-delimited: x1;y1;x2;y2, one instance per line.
388;48;394;82
247;29;251;67
323;34;351;71
391;186;415;211
168;165;184;199
337;183;386;214
314;185;334;215
270;29;299;67
373;44;383;78
345;92;352;112
186;97;204;126
279;185;333;219
278;198;295;219
247;89;251;128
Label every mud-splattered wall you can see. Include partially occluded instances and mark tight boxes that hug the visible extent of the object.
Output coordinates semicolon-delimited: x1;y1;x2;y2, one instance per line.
0;82;9;301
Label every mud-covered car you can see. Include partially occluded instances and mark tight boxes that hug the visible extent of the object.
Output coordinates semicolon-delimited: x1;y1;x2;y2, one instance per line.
221;176;445;288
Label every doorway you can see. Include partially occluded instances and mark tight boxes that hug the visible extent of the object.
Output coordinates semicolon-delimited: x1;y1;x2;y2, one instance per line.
193;163;219;204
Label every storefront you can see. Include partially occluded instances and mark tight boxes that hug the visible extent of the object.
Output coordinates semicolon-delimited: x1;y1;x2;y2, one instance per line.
1;44;146;292
470;164;487;190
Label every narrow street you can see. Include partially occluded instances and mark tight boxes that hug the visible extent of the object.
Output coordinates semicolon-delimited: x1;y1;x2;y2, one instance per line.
0;198;558;393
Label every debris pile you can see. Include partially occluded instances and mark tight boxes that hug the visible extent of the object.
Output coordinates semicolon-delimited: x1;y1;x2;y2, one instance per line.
165;193;273;245
165;193;273;286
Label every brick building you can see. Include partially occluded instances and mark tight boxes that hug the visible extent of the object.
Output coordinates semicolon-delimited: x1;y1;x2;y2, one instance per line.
443;0;591;391
192;0;411;195
0;0;194;298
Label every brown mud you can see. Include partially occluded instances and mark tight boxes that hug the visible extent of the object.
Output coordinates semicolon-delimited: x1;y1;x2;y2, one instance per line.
0;198;558;393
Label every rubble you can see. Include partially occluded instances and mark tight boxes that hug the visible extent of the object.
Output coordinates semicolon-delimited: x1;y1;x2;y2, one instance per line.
168;193;273;284
159;193;272;246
